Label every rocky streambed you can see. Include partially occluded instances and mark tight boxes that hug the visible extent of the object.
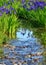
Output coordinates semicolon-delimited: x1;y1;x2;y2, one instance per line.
0;28;46;65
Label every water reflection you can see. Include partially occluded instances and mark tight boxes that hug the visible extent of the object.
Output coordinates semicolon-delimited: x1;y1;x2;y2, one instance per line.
16;28;33;41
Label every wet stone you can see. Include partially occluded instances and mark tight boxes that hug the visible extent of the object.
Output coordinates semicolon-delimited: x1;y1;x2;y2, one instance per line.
1;28;44;65
3;39;44;65
3;59;13;65
4;48;11;54
7;53;15;59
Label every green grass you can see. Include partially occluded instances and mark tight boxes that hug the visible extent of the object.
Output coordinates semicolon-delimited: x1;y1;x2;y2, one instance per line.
16;7;46;45
32;28;46;46
0;1;46;45
17;7;46;28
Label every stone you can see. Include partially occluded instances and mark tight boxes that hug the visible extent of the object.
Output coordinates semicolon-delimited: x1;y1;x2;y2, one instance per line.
0;64;6;65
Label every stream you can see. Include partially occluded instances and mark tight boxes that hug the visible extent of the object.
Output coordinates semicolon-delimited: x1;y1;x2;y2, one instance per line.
0;28;46;65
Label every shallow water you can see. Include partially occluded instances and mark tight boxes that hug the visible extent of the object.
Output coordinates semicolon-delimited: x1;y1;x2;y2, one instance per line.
0;28;46;65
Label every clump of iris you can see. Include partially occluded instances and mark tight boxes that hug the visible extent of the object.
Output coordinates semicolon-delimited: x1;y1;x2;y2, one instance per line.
22;0;46;10
0;0;15;16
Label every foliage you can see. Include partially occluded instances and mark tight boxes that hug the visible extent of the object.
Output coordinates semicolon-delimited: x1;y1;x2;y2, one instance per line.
0;13;20;44
17;7;46;28
0;0;46;45
33;28;46;45
41;32;46;45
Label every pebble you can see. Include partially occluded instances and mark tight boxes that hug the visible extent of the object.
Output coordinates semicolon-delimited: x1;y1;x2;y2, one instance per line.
14;64;18;65
0;29;44;65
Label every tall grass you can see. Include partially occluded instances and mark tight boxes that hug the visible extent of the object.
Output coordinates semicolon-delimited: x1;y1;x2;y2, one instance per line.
17;7;46;28
0;14;20;44
16;7;46;45
0;0;46;45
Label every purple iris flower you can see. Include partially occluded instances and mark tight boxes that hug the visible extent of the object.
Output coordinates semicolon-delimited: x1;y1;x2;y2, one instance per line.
10;6;14;10
22;0;25;4
5;9;10;14
38;1;45;7
27;5;36;11
23;4;27;8
0;6;4;10
30;5;36;10
34;1;46;9
0;6;6;13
